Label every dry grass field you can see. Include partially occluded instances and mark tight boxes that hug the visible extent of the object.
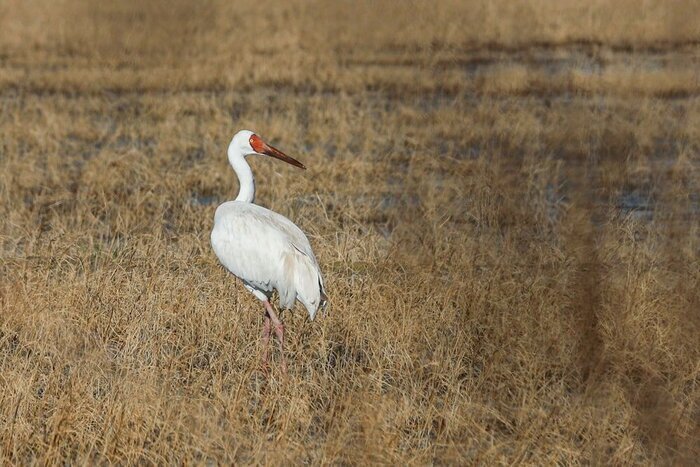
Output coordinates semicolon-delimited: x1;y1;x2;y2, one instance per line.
1;0;699;464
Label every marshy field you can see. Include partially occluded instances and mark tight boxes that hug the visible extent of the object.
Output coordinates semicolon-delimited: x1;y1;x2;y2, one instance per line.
1;0;699;464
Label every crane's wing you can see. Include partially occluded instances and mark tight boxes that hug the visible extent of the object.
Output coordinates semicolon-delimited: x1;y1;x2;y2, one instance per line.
211;201;326;317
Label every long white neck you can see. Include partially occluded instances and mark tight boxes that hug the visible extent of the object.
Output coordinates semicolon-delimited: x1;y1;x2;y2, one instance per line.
228;145;255;203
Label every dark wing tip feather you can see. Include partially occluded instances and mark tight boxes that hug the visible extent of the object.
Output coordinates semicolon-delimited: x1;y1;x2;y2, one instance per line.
320;282;328;309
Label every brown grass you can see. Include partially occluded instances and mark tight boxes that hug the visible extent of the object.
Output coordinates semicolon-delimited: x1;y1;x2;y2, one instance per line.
1;0;699;464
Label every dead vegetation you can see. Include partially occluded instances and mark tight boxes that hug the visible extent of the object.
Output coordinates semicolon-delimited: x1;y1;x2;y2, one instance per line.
0;0;698;464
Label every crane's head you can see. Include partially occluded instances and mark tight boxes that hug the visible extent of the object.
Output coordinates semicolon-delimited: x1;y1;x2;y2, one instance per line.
229;130;306;170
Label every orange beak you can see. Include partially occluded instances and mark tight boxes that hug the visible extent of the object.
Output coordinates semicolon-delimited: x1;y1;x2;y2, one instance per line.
249;134;306;170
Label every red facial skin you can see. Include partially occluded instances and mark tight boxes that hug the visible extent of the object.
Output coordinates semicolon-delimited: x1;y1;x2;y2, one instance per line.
249;134;306;170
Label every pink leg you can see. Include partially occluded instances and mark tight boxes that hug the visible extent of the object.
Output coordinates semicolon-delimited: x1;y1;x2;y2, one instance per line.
260;311;271;369
263;301;287;374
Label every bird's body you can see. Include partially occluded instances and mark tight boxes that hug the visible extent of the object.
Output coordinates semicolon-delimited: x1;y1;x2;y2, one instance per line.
211;201;326;318
210;130;326;371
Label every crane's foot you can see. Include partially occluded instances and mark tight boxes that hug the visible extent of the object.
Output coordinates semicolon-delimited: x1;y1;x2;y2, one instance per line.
273;322;287;375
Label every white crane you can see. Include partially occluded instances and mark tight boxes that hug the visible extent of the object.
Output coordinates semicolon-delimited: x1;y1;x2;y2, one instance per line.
210;130;327;372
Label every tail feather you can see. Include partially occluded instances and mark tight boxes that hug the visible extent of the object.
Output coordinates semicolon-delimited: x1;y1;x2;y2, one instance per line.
291;249;325;320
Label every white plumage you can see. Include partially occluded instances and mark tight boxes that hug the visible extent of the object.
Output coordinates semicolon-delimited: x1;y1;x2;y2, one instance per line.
210;130;326;370
211;201;326;319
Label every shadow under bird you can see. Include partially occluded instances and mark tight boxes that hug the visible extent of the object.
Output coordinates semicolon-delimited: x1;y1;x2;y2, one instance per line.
210;130;327;372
